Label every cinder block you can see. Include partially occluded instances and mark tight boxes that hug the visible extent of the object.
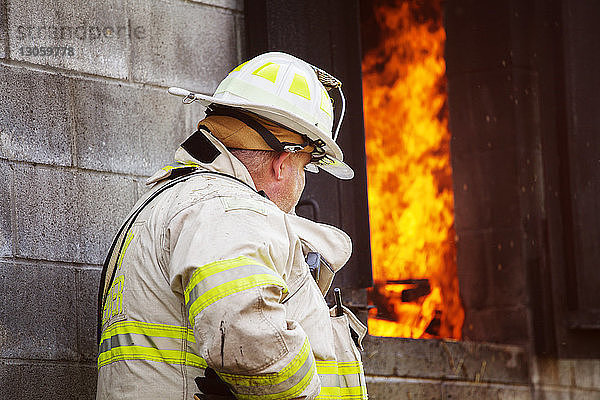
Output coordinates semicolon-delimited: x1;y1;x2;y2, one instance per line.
77;268;102;362
533;388;571;400
234;13;245;63
0;65;72;165
362;336;529;384
441;340;529;384
533;358;573;387
442;382;531;400
0;161;12;256
7;0;129;78
366;377;442;400
362;336;448;379
573;359;600;389
72;78;191;176
0;0;7;58
361;335;398;376
0;360;96;399
0;262;78;360
572;389;600;400
130;0;238;91
14;164;136;264
191;0;243;11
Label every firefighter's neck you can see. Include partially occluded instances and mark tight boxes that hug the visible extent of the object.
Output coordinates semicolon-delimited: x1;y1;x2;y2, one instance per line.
251;152;310;213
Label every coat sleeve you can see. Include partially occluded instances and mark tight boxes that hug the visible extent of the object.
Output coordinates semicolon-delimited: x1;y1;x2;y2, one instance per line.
167;198;320;399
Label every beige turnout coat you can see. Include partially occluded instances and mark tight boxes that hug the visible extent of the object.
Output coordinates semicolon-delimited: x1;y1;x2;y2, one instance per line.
96;129;367;399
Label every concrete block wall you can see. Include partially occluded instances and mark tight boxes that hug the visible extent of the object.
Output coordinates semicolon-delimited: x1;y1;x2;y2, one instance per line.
532;358;600;400
362;336;532;400
0;0;243;397
362;337;600;400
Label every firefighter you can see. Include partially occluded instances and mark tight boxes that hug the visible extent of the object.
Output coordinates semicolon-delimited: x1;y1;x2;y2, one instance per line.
97;52;367;399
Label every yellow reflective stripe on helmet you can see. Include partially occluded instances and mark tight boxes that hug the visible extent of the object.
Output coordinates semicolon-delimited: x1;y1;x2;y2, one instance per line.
98;321;206;369
232;60;250;72
215;77;315;125
289;73;311;100
185;257;288;326
315;360;367;399
218;339;316;400
320;89;333;117
252;62;280;83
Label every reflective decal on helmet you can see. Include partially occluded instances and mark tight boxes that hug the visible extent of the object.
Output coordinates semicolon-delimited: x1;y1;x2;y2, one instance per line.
252;62;280;83
289;73;311;100
320;89;333;117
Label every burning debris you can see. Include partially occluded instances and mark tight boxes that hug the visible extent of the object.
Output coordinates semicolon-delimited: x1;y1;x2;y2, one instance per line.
361;0;464;339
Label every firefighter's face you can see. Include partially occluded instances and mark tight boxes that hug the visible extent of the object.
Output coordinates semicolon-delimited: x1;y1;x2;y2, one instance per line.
266;152;310;213
277;152;310;213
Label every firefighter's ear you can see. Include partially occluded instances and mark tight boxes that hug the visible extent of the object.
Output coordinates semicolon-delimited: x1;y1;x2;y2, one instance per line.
271;152;291;181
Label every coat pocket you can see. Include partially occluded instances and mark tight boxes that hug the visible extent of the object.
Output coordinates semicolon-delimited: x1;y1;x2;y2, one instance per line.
316;308;368;399
329;306;367;360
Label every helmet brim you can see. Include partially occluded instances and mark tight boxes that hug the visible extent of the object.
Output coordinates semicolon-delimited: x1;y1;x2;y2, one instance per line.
312;154;355;180
170;87;355;180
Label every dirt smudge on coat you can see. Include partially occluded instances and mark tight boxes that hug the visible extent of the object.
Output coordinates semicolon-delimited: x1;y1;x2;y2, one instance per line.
220;320;226;368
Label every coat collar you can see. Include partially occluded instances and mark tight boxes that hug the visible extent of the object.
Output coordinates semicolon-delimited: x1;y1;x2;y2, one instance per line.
146;128;257;189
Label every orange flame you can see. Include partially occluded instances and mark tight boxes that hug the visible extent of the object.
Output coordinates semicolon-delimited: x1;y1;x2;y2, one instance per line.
362;0;464;339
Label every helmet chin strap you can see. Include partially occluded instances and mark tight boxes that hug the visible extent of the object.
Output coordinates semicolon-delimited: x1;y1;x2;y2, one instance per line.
206;105;311;153
310;64;346;142
333;86;346;142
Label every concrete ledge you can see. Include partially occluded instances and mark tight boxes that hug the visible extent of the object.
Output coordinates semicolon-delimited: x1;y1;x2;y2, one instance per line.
366;376;442;400
533;386;600;400
442;381;531;400
362;335;529;385
571;359;600;390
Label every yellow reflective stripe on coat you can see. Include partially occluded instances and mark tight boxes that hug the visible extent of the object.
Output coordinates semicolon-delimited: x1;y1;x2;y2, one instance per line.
161;161;199;172
315;360;367;399
185;256;288;326
98;321;206;369
217;339;316;400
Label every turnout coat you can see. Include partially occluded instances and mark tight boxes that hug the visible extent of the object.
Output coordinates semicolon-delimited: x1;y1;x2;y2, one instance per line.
96;129;367;399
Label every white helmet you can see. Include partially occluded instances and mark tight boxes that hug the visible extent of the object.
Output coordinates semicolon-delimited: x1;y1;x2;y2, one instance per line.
168;52;354;180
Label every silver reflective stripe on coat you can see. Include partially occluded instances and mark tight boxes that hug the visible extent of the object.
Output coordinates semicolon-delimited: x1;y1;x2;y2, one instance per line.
315;360;368;399
184;256;288;326
218;338;317;400
98;321;206;369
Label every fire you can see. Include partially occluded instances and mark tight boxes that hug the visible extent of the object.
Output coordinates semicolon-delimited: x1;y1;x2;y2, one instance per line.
362;0;464;338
